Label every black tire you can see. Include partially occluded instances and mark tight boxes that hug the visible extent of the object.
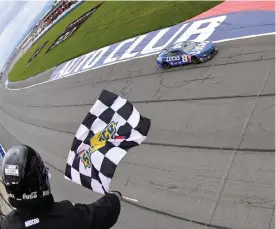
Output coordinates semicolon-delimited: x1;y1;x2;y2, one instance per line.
191;56;201;64
162;62;170;69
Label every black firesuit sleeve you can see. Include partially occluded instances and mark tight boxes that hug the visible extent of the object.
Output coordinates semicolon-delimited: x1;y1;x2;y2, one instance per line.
74;191;121;229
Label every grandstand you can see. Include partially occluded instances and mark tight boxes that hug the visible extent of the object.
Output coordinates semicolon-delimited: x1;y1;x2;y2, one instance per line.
43;0;78;26
20;0;79;52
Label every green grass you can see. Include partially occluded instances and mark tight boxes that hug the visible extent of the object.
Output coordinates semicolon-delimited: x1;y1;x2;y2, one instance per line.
9;1;222;82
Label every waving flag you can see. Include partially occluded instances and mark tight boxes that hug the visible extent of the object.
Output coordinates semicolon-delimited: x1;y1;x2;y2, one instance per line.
64;90;151;194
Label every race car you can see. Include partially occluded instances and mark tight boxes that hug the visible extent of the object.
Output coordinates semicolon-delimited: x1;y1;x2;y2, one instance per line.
156;40;218;69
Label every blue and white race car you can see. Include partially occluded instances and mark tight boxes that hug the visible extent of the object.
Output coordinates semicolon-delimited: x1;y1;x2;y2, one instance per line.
156;40;218;69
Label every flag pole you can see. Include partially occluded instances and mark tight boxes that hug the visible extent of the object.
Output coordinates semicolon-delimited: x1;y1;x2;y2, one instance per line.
122;196;138;203
105;188;138;203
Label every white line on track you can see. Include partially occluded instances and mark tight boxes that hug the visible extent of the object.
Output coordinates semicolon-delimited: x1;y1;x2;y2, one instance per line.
4;32;275;91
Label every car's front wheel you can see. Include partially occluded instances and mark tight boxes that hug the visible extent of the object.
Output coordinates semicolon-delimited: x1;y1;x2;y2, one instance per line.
162;62;170;69
191;56;201;64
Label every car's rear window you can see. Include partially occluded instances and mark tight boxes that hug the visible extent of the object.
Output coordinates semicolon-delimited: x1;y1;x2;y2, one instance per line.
182;42;196;53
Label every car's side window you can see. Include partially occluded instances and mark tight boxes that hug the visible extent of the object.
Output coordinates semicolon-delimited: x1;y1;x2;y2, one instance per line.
166;52;174;57
171;50;182;55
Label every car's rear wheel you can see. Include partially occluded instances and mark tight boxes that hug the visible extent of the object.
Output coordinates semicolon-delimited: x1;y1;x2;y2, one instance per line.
191;56;201;64
162;62;170;69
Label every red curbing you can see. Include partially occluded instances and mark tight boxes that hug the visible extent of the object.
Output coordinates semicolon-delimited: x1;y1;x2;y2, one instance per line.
186;0;275;22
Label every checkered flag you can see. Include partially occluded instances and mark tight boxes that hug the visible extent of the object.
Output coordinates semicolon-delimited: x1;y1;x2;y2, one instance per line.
64;90;151;194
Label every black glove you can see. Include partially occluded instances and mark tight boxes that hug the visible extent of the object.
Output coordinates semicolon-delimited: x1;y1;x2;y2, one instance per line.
109;190;122;200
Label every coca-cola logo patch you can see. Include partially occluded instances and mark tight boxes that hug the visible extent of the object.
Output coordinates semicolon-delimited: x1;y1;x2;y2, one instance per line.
22;191;37;200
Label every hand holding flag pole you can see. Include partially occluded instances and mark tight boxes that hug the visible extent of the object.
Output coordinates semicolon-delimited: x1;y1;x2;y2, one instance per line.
64;90;151;202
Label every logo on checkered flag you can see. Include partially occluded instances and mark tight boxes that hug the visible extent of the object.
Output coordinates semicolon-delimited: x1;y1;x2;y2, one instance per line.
64;90;151;194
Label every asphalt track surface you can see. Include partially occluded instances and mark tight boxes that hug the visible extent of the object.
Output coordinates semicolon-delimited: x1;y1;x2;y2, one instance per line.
0;35;275;229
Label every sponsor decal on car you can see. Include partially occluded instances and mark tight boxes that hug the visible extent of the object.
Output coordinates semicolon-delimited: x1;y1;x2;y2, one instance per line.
181;54;190;62
166;56;180;62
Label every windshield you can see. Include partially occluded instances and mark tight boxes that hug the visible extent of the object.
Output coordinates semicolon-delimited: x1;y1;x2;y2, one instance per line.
181;41;196;53
158;49;167;57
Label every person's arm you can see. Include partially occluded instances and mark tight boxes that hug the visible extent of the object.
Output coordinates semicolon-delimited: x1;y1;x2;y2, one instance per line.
74;191;122;229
